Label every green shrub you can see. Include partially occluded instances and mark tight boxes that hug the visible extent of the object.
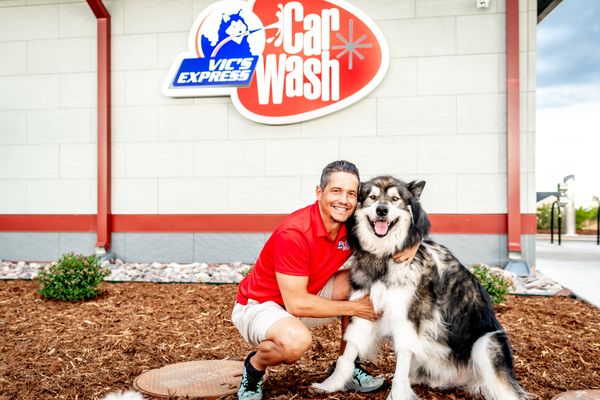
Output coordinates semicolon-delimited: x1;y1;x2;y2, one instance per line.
471;264;513;305
37;253;109;301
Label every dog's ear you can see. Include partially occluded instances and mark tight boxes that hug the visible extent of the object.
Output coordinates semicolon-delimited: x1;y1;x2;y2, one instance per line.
358;181;370;203
408;180;426;200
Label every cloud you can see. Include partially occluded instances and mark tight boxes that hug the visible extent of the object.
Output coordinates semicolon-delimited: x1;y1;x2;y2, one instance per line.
537;0;600;90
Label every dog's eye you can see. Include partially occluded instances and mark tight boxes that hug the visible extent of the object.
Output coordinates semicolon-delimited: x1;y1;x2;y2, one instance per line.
369;195;377;200
391;196;399;202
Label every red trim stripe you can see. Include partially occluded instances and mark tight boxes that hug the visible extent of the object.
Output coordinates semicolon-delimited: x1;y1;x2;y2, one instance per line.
0;214;537;234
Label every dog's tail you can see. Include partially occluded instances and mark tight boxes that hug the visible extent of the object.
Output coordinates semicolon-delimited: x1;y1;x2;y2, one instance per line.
470;331;529;400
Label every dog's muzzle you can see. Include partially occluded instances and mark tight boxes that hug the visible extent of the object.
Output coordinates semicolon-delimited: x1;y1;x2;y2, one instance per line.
369;205;397;237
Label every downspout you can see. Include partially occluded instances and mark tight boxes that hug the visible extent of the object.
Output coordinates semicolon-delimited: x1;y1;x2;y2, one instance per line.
86;0;112;256
505;0;530;274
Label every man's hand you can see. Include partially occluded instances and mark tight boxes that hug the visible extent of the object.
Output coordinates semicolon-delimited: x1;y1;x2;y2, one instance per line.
393;241;420;264
351;295;380;321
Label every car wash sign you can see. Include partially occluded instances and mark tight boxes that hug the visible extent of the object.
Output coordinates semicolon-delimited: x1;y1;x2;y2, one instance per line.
163;0;389;125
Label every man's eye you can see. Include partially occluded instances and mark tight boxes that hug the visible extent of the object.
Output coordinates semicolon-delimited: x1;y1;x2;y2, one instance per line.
391;196;399;202
369;195;377;200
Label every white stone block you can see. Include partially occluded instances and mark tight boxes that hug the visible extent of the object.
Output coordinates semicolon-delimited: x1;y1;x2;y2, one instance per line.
111;143;127;178
457;14;505;54
340;136;418;176
0;111;27;144
124;0;192;34
346;0;415;20
457;93;505;134
58;2;96;38
299;175;320;207
158;103;228;141
27;179;94;214
125;70;187;106
527;51;536;92
228;104;302;139
456;174;507;213
0;42;26;76
28;109;92;143
111;71;127;107
112;178;158;213
497;53;506;93
158;32;188;69
265;139;339;176
378;17;455;58
0;145;59;179
417;0;497;17
417;174;458;214
0;180;28;213
105;0;125;36
60;73;95;108
192;0;217;17
301;99;377;138
228;177;301;213
417;54;499;95
28;38;93;74
0;75;60;110
60;143;96;178
0;5;58;41
112;106;158;142
125;142;194;178
112;34;158;71
159;177;228;213
378;96;456;135
194;140;265;177
369;58;417;98
417;134;501;174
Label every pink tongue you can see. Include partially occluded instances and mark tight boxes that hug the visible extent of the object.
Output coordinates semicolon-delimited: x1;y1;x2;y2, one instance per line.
374;221;389;236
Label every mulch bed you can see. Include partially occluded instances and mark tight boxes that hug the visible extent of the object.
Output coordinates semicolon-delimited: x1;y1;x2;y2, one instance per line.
0;281;599;400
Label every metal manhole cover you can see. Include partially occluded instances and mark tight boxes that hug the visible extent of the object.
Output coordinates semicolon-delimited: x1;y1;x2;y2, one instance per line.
133;359;264;399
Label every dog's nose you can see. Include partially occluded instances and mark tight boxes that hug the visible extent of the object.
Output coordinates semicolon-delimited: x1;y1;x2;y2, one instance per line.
376;205;388;217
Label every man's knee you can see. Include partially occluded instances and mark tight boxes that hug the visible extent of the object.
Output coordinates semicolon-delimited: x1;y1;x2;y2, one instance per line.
268;320;312;363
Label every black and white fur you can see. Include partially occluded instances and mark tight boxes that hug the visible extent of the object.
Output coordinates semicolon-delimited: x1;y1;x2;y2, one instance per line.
312;176;527;400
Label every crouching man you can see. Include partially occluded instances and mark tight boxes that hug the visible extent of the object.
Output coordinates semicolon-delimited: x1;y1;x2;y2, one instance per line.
231;160;418;399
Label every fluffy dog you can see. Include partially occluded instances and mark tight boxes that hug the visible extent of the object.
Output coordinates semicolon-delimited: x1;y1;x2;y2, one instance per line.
312;176;527;400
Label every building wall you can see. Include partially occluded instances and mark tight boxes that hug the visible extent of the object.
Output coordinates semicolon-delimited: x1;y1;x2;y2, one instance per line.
0;0;537;265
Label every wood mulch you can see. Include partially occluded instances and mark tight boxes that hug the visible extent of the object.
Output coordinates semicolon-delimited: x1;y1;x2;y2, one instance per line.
0;281;599;400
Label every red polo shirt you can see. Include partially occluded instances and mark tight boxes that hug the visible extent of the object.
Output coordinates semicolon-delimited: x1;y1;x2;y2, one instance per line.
236;201;352;306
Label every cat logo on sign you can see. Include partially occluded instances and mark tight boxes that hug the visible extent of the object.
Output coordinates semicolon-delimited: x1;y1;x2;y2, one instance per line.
163;0;389;125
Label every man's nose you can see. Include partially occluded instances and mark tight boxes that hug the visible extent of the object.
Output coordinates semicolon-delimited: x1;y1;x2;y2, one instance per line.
376;205;388;217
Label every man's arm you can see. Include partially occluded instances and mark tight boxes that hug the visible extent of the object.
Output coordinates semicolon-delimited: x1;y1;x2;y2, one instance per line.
276;272;378;321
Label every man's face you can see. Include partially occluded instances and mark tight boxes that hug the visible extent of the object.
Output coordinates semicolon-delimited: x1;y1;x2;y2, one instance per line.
316;171;359;224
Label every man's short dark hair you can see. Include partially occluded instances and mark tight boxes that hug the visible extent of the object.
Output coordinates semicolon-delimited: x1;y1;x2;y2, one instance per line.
319;160;360;189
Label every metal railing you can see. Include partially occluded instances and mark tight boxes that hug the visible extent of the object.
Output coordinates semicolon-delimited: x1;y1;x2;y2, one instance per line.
597;205;599;245
551;200;562;245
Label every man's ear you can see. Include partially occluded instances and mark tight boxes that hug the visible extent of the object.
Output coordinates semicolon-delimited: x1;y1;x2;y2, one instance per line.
316;185;323;201
408;180;426;200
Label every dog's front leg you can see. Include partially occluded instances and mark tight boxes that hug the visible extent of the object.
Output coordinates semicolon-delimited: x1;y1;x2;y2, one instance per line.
311;342;359;392
388;349;417;400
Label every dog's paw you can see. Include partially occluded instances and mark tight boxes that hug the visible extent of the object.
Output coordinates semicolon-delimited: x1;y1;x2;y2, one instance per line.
311;379;343;393
101;391;145;400
387;389;418;400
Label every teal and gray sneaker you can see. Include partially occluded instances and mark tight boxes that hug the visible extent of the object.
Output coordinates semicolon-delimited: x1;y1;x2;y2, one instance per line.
329;360;388;393
237;352;265;400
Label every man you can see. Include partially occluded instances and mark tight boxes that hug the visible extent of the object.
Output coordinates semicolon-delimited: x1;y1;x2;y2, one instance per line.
232;160;418;400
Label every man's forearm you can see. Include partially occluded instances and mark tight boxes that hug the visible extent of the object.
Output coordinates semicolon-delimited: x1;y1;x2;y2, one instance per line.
285;293;357;318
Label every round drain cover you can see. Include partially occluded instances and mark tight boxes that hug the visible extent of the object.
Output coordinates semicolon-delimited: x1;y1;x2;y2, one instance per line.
133;360;261;399
552;390;600;400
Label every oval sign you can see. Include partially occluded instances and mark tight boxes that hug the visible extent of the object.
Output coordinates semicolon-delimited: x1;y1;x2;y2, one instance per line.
163;0;389;125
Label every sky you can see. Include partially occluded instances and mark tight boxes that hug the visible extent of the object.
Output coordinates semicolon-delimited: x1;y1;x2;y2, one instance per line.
536;0;600;207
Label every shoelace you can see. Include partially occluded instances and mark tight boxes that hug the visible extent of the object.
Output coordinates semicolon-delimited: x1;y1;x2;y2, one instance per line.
241;370;263;393
353;365;373;383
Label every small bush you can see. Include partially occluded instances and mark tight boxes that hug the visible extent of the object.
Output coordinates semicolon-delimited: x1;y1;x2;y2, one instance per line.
37;253;109;301
471;264;514;305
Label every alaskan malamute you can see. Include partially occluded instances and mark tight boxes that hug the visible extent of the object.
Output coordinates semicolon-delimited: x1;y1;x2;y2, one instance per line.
312;176;527;400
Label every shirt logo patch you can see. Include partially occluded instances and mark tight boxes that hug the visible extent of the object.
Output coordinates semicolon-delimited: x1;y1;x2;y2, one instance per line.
337;240;350;251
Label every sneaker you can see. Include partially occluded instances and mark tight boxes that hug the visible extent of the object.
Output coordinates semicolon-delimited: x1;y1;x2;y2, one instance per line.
238;352;265;400
329;360;388;393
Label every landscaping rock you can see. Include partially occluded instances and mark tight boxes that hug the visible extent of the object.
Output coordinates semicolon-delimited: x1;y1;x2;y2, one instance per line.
552;390;600;400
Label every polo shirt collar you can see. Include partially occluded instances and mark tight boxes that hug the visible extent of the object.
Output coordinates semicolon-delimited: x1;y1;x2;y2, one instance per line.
311;201;347;242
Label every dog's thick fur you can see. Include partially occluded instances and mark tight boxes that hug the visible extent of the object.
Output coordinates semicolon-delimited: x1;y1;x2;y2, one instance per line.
312;176;527;400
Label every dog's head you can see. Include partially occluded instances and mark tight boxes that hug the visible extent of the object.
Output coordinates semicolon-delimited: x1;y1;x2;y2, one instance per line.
351;176;430;256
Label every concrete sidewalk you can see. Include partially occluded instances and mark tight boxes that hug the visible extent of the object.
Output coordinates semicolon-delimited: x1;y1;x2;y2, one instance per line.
535;238;600;308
